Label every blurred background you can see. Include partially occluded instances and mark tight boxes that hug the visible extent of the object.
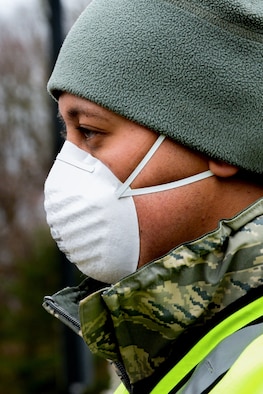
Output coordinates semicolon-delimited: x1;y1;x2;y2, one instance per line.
0;1;115;393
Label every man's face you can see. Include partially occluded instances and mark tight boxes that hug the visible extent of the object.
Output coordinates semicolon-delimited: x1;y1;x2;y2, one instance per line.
58;93;216;268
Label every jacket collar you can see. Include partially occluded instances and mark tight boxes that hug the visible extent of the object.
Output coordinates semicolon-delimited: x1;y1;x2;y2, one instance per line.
79;199;263;384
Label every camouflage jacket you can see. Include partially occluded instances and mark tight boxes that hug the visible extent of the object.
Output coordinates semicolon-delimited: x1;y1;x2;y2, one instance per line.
43;198;263;393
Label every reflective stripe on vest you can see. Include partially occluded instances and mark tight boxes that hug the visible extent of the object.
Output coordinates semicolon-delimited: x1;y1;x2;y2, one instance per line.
209;333;263;394
151;296;263;394
178;323;263;393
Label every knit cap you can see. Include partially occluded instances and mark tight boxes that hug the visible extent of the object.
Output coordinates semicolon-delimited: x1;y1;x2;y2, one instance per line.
48;0;263;175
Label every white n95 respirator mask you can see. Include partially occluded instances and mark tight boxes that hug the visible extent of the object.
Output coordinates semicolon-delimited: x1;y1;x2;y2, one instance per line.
44;135;213;284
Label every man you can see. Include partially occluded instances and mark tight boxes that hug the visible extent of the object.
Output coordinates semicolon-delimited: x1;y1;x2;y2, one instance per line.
43;0;263;393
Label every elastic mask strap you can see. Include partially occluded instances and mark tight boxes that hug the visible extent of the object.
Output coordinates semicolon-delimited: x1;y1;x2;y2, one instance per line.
121;170;214;197
116;134;214;198
115;135;166;198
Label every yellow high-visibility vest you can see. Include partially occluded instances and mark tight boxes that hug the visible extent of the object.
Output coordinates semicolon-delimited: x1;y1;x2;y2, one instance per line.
115;296;263;394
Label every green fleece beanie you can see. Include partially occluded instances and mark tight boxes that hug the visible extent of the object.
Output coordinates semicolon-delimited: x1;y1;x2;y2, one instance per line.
47;0;263;175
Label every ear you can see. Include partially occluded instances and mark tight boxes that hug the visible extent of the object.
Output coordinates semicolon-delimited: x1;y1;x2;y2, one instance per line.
208;160;239;178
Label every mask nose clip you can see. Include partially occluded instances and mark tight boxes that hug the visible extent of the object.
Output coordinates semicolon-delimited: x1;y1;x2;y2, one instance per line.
56;157;95;173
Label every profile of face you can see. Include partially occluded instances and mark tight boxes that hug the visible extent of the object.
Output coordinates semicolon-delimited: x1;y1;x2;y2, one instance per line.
57;93;240;271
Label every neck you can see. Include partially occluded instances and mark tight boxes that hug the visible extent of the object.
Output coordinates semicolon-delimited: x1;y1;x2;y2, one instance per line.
206;176;263;231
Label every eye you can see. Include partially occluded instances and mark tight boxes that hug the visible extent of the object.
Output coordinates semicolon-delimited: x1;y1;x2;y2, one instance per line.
58;125;99;142
77;126;99;140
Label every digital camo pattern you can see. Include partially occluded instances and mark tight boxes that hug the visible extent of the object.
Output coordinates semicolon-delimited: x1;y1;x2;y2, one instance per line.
80;199;263;384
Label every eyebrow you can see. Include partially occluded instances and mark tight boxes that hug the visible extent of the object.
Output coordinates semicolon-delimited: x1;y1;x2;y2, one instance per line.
59;106;111;123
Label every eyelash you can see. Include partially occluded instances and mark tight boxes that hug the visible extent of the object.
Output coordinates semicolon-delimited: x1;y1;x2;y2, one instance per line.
59;126;99;141
57;114;104;142
77;126;100;140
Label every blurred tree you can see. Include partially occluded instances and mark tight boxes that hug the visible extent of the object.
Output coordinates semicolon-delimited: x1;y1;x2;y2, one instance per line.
0;4;60;394
0;1;110;393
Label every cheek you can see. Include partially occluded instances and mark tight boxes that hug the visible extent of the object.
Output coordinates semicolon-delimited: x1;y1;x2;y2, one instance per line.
134;191;190;267
107;154;142;183
133;184;215;268
96;137;157;183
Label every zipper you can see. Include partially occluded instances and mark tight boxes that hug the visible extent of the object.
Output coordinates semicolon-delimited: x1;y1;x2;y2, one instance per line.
111;360;132;393
43;296;81;333
44;296;133;391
